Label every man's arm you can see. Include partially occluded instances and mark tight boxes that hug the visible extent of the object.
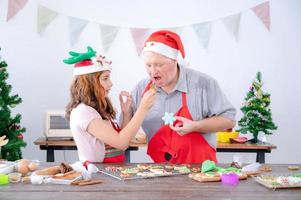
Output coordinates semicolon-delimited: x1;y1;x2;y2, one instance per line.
193;116;235;133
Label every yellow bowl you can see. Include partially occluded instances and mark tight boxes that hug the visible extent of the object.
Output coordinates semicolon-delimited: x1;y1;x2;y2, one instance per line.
217;131;239;143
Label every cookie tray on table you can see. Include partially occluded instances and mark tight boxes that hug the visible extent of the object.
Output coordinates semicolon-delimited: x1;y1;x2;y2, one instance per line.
99;163;193;181
254;173;301;189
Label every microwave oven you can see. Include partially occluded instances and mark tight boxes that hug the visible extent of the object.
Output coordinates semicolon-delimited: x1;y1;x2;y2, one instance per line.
44;111;72;138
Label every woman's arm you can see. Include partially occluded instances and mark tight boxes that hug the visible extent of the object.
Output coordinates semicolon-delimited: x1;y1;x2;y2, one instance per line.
87;89;156;150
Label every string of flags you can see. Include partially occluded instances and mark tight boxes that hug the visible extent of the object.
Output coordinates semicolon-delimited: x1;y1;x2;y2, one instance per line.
5;0;271;54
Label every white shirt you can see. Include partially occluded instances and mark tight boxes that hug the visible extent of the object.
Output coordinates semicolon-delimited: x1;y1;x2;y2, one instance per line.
70;103;105;162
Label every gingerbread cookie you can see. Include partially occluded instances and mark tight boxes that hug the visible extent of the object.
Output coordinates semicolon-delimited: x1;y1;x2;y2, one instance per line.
288;165;300;170
189;172;221;182
259;164;272;172
150;83;157;92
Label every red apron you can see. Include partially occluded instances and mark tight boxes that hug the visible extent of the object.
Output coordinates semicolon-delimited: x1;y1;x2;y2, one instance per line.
144;81;217;164
83;120;125;169
102;119;125;163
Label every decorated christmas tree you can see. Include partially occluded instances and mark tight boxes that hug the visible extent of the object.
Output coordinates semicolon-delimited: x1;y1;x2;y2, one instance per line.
238;72;277;143
0;48;26;161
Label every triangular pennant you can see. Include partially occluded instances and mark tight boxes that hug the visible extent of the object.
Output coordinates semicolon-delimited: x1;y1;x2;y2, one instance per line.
130;28;150;55
68;17;89;46
6;0;28;21
99;24;120;53
37;5;58;35
222;13;241;41
192;22;212;49
252;1;270;31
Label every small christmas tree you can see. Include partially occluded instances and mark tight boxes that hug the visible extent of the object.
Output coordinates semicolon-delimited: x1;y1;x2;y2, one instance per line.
238;72;277;143
0;48;26;161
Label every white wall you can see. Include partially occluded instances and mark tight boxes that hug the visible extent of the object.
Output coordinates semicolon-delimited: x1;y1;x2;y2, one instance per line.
0;0;300;164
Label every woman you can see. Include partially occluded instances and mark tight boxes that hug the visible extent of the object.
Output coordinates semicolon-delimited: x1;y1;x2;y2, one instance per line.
64;47;156;163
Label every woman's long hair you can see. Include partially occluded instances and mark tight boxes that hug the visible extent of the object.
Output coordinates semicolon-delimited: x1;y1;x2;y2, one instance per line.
65;71;116;120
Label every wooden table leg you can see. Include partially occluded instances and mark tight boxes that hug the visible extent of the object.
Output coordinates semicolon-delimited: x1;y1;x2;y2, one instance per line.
125;149;131;163
256;151;265;163
47;149;55;162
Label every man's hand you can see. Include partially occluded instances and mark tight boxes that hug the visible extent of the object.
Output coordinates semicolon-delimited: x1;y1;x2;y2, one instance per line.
169;116;196;136
170;116;236;134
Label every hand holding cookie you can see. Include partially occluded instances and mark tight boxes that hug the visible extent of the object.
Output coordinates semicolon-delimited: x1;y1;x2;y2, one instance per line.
149;83;157;92
119;91;132;115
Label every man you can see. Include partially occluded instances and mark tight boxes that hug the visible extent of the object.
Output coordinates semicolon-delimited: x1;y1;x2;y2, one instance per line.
123;30;236;164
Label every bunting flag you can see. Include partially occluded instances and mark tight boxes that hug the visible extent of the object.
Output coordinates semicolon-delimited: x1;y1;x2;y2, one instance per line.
99;24;120;53
37;5;58;35
6;0;28;21
222;13;241;41
193;22;212;49
252;1;270;31
130;28;150;55
68;17;89;46
5;2;272;50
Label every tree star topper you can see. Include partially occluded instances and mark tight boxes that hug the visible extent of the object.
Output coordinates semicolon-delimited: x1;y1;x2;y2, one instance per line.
162;112;176;125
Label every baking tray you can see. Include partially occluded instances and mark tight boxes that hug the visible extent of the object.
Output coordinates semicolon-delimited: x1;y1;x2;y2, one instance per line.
99;163;193;181
254;174;301;189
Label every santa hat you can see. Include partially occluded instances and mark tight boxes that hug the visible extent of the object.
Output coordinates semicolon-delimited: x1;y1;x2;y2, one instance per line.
63;46;112;76
142;30;185;60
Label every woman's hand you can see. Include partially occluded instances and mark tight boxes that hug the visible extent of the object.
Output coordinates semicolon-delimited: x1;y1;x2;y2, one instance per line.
119;91;132;115
139;89;157;111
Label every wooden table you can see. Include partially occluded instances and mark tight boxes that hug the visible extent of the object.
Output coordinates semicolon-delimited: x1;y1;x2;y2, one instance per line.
216;142;277;163
34;137;145;162
0;164;300;200
34;137;276;163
